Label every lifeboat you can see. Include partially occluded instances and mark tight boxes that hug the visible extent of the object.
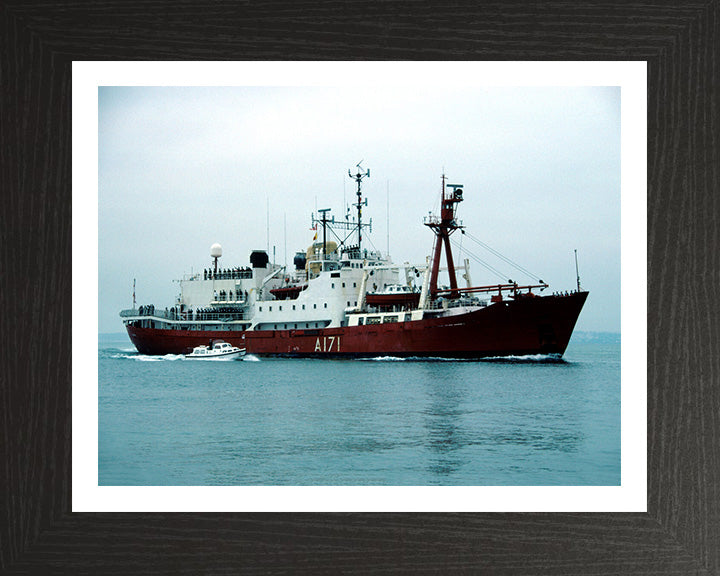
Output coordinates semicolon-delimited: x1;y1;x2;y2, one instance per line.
269;284;308;300
365;284;421;307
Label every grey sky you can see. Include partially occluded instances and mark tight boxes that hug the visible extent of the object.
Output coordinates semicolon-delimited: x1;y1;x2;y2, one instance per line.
99;85;620;334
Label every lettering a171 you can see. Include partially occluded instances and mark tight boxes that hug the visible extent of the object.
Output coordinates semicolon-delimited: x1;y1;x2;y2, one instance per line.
315;336;340;352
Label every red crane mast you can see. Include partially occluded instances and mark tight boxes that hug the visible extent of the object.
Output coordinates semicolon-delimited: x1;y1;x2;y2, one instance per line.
424;175;464;299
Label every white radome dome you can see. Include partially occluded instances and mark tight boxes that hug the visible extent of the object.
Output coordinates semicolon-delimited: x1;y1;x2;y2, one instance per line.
210;243;222;258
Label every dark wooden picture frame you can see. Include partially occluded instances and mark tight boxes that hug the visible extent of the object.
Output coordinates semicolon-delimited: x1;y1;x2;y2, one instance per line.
2;2;718;574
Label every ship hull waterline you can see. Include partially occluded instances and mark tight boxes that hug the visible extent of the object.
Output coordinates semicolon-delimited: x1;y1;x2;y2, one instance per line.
125;292;587;359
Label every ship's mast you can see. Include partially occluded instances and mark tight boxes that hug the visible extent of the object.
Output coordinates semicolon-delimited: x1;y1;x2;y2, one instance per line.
349;162;370;253
424;174;464;298
311;164;373;260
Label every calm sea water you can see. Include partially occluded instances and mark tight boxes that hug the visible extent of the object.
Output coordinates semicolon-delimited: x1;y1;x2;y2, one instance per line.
98;332;620;486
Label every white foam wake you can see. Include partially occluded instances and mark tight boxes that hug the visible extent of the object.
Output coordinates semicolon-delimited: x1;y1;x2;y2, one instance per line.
134;353;185;362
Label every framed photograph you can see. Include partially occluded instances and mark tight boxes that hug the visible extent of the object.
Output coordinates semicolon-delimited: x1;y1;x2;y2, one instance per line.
79;63;640;514
3;2;717;574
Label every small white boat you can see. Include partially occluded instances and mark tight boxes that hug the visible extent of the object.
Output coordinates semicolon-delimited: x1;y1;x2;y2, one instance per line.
185;341;246;360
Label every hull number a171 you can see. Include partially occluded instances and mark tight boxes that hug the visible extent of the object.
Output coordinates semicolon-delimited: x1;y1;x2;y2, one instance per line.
315;336;340;353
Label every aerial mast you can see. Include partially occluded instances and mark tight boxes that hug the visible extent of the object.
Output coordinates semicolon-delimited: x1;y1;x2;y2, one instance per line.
574;249;581;292
318;208;331;260
348;161;370;253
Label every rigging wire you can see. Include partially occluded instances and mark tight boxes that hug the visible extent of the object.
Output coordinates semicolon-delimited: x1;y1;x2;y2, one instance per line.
458;227;464;263
365;231;380;255
461;230;544;282
449;238;509;283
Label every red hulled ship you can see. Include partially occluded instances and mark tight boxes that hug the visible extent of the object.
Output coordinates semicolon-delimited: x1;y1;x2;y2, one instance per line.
121;165;587;358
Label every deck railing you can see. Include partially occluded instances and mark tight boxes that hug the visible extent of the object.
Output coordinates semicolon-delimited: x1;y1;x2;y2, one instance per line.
120;308;246;322
424;297;487;310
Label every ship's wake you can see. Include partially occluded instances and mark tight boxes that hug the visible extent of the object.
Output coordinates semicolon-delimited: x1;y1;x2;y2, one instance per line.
102;348;258;362
138;354;185;362
361;354;566;363
128;353;185;362
363;356;470;362
479;353;566;364
102;349;184;361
